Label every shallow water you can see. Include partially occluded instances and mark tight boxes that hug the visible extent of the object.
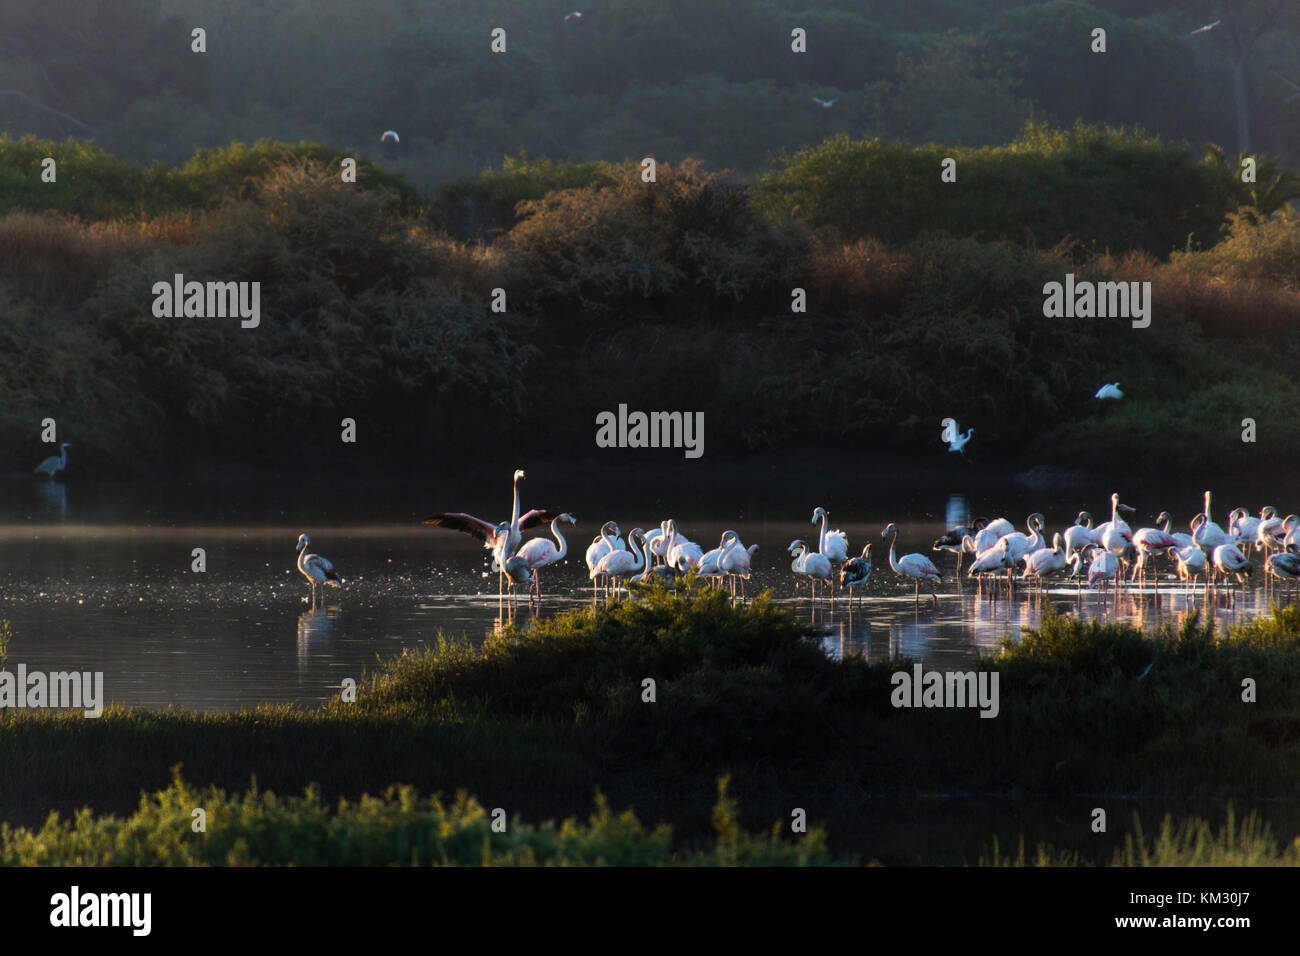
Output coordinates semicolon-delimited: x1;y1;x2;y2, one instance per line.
0;476;1292;711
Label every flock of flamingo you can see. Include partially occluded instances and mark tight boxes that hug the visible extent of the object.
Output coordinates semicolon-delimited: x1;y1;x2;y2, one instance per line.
290;470;1300;611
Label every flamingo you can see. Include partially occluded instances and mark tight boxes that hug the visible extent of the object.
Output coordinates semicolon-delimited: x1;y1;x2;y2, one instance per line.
585;522;626;572
697;534;729;587
642;526;668;565
422;469;555;591
1088;549;1118;592
587;521;624;597
515;513;576;601
1132;517;1179;585
984;517;1015;538
882;523;941;608
296;533;342;604
1257;508;1286;554
1266;552;1300;591
1023;534;1067;590
1155;511;1196;549
789;539;832;601
933;518;986;573
592;528;646;600
1193;490;1228;552
664;519;703;572
839;544;872;606
811;507;849;579
1063;511;1096;557
968;538;1013;594
502;553;535;606
1000;513;1045;566
1212;543;1252;589
720;532;758;599
1227;508;1261;550
1173;544;1207;586
34;442;70;481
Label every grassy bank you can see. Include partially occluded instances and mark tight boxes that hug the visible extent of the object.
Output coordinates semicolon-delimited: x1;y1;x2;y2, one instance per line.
1;591;1299;863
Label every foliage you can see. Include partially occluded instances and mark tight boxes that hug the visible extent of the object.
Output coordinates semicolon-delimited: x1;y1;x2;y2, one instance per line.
753;122;1236;254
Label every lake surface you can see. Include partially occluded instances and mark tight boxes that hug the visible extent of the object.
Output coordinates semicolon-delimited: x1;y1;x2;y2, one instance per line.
1;470;1293;711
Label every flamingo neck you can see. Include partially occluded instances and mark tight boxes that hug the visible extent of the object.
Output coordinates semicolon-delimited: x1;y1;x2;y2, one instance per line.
817;512;828;553
888;532;902;573
551;518;568;559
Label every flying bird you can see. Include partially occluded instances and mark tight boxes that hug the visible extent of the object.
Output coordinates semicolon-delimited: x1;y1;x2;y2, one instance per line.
380;130;400;144
947;427;973;453
812;97;837;109
565;10;583;20
1188;19;1221;36
1094;383;1124;400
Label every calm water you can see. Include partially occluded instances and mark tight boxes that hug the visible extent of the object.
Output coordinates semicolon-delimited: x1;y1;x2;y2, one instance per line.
1;473;1292;711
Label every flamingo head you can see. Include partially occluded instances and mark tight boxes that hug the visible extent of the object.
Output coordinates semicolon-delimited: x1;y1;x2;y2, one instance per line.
296;534;310;552
1119;504;1135;514
882;523;898;539
558;513;577;525
788;539;807;555
1156;511;1172;525
971;516;988;530
1261;506;1277;519
1052;533;1063;550
1030;512;1045;529
514;469;525;482
721;530;740;545
810;507;826;524
1075;511;1092;526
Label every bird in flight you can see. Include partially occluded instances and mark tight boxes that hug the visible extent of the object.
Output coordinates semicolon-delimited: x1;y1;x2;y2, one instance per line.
565;11;583;20
812;97;837;109
1094;383;1124;401
1188;19;1221;36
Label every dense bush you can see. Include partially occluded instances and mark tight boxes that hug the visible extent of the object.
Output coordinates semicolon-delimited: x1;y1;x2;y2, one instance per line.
753;122;1237;255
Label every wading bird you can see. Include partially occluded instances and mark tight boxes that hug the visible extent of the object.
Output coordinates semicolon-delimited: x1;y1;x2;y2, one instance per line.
422;469;555;594
839;544;873;606
882;523;941;608
34;442;70;481
933;518;986;574
592;529;646;600
1023;534;1067;590
296;533;342;605
789;539;832;601
811;507;849;571
720;532;758;599
516;513;576;601
664;519;703;572
1212;543;1253;589
947;427;974;453
1194;490;1229;552
1173;544;1207;586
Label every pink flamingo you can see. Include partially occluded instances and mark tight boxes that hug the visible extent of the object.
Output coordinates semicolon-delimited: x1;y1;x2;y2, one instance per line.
882;523;941;608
